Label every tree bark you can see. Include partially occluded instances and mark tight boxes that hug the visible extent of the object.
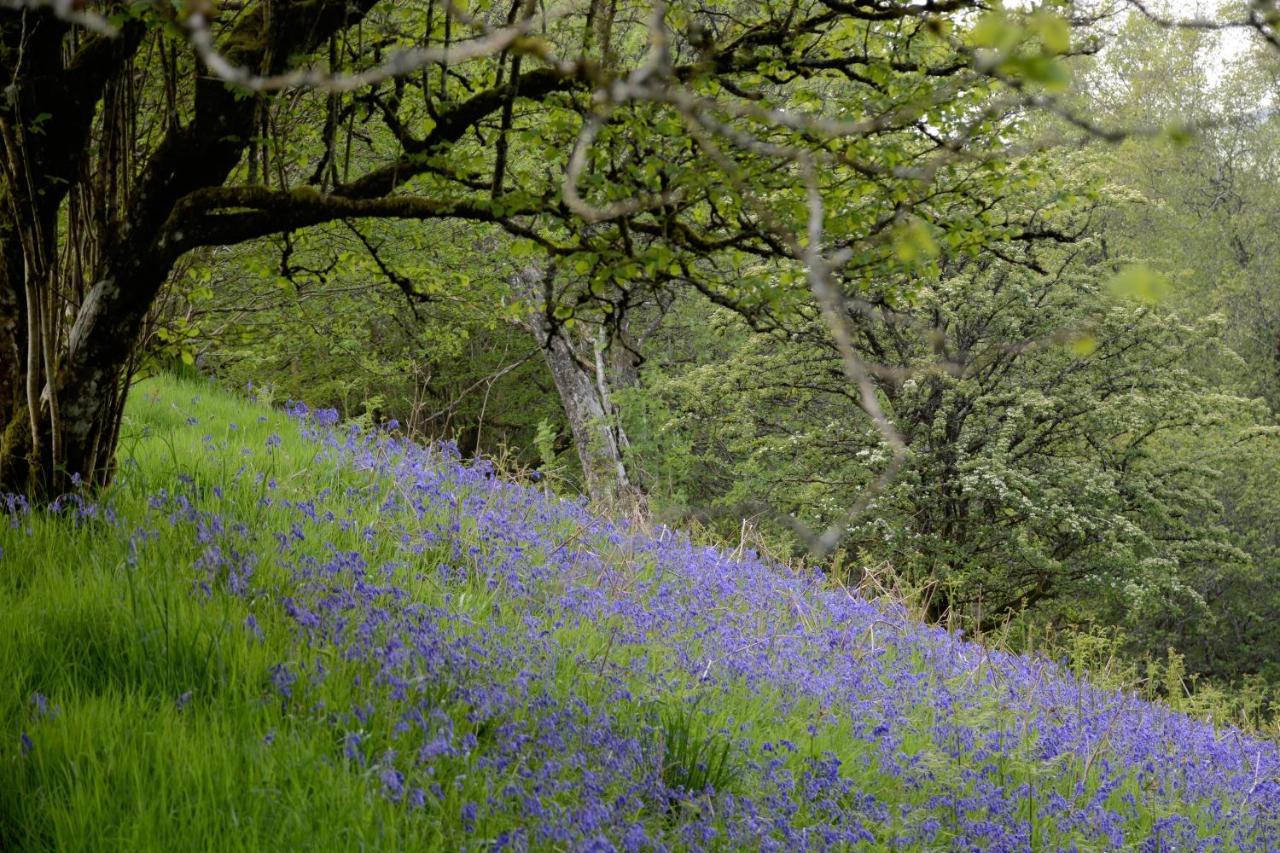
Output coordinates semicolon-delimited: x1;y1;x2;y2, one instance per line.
0;0;377;495
513;267;637;505
537;323;636;505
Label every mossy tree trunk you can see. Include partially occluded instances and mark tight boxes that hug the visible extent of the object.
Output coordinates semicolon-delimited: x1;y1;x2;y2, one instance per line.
0;1;375;496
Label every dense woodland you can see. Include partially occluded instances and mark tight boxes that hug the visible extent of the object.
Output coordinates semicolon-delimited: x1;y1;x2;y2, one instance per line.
4;0;1280;720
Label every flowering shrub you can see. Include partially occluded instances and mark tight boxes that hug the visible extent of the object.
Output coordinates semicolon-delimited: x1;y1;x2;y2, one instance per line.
3;376;1278;850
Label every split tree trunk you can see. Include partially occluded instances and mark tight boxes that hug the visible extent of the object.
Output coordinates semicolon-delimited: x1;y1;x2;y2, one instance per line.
532;320;636;505
513;266;638;505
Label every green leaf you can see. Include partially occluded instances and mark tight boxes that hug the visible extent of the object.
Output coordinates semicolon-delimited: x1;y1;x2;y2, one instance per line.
1107;264;1170;305
1069;333;1098;357
1030;10;1071;55
969;10;1021;52
1003;55;1071;92
892;218;939;264
1165;124;1195;147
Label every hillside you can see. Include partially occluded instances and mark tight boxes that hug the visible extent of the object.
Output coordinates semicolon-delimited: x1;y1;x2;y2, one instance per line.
2;375;1278;851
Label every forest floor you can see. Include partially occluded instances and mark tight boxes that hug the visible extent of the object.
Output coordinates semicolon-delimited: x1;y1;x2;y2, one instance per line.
2;374;1277;851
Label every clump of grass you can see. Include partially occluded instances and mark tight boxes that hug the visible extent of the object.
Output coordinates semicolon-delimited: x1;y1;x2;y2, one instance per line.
655;698;738;803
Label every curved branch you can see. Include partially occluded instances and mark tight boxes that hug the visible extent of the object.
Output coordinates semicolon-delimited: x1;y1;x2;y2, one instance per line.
169;186;544;248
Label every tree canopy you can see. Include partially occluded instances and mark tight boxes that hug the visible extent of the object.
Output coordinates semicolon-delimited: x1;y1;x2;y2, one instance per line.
1;0;1096;495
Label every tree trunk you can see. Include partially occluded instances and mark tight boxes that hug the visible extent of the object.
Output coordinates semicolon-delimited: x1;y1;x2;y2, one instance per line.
531;315;638;505
513;266;638;505
0;1;377;497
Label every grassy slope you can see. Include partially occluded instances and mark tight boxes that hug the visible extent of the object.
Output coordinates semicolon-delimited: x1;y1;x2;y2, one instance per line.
1;375;1277;851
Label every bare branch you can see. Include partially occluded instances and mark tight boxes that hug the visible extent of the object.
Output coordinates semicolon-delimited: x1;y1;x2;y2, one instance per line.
167;186;543;248
1126;0;1280;52
183;8;573;93
799;159;908;559
1;0;118;34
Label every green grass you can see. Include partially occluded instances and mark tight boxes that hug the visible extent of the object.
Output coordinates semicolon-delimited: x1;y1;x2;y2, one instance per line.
0;377;434;850
1;374;1274;851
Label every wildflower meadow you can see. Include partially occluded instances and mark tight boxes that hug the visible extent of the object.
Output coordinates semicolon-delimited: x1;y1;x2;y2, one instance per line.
2;375;1277;850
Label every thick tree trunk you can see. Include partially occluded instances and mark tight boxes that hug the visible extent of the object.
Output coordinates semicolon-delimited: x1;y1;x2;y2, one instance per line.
0;224;29;488
0;1;377;497
0;244;144;494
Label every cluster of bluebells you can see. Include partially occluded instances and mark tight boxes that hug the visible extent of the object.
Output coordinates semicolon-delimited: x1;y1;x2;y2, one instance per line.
13;396;1280;850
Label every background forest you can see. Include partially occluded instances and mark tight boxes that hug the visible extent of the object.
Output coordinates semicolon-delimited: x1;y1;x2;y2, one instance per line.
161;14;1280;716
5;0;1280;722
